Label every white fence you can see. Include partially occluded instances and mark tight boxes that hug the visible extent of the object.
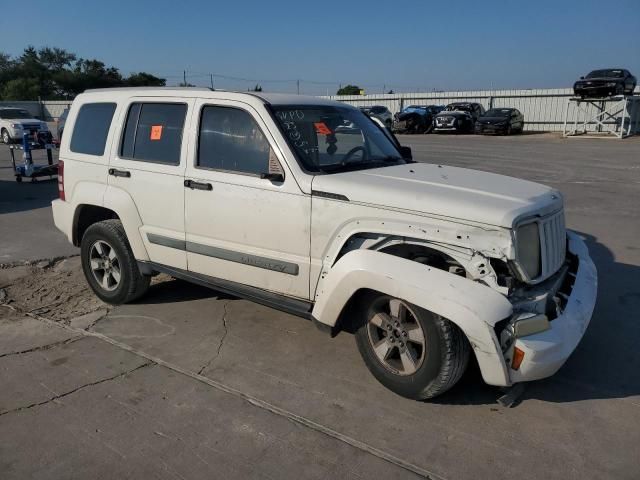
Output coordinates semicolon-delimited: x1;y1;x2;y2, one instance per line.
3;87;639;133
325;87;640;132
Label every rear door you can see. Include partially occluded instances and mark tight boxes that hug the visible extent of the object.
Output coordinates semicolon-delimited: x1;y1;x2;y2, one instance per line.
108;97;193;269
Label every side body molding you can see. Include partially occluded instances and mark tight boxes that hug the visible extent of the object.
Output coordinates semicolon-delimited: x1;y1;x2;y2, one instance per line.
311;249;514;386
102;185;149;261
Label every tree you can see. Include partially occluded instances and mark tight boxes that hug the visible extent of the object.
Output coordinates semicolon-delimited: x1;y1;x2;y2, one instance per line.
1;78;41;100
387;89;394;94
179;81;196;87
126;72;166;87
0;46;167;100
336;84;362;96
250;84;262;92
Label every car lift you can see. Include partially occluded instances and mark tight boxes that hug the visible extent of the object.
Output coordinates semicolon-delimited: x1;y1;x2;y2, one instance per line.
562;94;640;139
9;131;57;182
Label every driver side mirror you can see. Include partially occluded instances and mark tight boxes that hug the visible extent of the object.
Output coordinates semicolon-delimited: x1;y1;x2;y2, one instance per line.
580;76;585;80
399;146;412;160
260;172;284;182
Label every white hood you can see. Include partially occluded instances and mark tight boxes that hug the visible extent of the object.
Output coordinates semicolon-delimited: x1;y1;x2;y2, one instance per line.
311;163;562;228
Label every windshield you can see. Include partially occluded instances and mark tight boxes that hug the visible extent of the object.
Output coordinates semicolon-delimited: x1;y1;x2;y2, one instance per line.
484;109;511;117
444;104;472;112
403;106;427;114
0;109;32;119
271;105;405;174
587;69;624;78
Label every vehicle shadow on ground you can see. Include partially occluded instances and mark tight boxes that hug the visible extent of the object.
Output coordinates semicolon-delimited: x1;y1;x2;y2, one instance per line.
434;231;640;406
137;277;237;304
0;178;58;215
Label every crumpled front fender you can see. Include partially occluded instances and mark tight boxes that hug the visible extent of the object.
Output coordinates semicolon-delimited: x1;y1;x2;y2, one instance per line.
312;249;514;386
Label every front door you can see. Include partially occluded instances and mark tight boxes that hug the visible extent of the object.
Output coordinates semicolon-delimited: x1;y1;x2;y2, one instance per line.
184;99;311;299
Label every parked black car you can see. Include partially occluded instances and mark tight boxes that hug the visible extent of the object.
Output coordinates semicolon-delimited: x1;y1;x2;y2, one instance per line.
573;69;636;98
433;102;485;133
392;105;444;134
475;108;524;135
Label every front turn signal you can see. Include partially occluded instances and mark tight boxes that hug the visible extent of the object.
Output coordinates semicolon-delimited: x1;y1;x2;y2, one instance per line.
512;347;525;370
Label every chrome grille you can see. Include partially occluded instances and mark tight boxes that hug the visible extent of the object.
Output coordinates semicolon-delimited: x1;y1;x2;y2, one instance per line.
540;210;566;278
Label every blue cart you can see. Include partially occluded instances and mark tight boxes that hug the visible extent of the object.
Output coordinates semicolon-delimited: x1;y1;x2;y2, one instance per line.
9;131;57;182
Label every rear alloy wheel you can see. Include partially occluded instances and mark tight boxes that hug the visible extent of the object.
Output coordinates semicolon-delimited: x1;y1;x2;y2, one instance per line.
81;219;150;304
88;240;122;292
355;293;470;400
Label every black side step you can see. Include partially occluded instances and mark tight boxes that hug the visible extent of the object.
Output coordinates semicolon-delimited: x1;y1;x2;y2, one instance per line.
139;261;314;320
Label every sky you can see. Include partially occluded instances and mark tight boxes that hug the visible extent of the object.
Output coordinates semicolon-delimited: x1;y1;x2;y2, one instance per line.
1;0;639;95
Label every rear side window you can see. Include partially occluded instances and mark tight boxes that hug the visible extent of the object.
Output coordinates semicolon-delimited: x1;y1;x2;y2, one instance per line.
120;102;187;165
197;106;270;175
70;103;116;156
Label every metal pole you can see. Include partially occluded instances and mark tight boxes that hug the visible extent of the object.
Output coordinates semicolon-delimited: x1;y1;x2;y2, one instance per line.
297;80;300;95
210;74;214;89
183;70;186;86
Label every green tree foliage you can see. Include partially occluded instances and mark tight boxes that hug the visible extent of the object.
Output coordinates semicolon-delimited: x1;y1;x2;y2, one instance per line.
127;72;166;87
0;46;166;100
336;84;362;95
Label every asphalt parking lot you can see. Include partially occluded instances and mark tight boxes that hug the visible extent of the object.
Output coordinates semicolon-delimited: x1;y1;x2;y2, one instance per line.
1;133;639;479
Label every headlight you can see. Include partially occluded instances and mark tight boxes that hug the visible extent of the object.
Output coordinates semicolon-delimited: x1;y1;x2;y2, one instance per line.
605;82;617;87
10;123;22;129
516;222;541;278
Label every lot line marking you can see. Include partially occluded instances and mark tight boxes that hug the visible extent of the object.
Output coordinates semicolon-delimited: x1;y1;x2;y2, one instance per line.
12;307;445;480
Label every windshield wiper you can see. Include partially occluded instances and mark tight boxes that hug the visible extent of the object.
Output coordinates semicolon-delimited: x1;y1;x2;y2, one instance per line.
319;158;403;174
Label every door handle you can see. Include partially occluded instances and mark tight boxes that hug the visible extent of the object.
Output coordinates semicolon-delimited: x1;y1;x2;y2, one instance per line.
108;168;131;178
184;179;212;191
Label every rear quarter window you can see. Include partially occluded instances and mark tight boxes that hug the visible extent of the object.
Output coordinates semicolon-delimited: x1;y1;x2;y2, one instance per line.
69;103;116;156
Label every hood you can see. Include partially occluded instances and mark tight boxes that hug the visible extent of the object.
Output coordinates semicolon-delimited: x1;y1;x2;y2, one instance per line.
311;163;562;228
479;116;509;124
10;117;43;124
397;111;426;120
436;111;470;118
576;77;621;84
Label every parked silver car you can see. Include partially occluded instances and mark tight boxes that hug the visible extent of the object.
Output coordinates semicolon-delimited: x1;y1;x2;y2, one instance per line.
359;105;393;128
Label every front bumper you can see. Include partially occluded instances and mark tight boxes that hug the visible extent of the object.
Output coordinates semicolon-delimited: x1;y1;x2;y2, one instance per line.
574;85;619;98
433;125;460;132
475;124;508;134
507;231;597;383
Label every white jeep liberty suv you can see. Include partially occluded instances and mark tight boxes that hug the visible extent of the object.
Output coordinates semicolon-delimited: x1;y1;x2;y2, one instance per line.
52;88;597;400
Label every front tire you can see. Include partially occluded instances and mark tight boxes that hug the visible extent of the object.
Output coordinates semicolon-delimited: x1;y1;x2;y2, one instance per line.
81;219;150;305
1;129;11;144
355;293;470;400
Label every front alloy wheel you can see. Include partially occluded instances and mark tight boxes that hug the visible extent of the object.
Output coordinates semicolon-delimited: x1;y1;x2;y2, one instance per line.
366;298;426;375
355;292;470;400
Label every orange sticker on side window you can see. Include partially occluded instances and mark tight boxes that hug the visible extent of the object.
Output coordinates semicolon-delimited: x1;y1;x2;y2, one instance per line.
314;122;332;135
150;125;163;140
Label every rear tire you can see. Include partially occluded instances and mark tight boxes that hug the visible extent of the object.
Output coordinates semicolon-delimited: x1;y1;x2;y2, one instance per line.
81;219;150;305
355;292;470;400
